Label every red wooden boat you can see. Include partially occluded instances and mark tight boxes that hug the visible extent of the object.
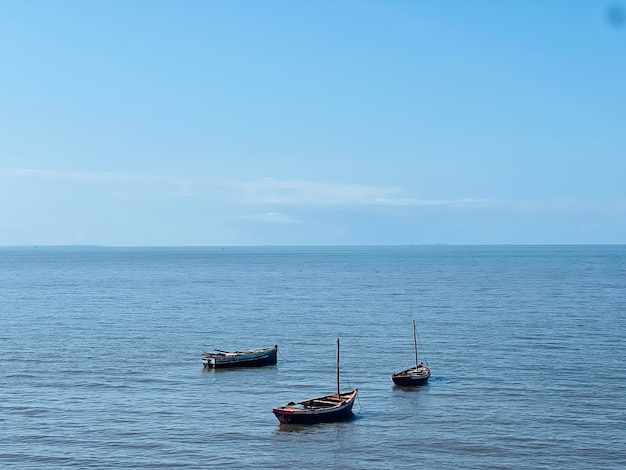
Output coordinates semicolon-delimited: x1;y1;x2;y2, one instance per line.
273;338;358;424
391;320;431;386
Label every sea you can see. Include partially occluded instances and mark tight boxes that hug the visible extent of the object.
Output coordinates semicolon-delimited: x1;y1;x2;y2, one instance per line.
1;245;625;469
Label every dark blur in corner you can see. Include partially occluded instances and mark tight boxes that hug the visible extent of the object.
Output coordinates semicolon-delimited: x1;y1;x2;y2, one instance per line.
607;2;625;28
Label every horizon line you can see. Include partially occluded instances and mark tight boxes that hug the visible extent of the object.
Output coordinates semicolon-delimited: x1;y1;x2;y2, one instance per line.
1;243;624;249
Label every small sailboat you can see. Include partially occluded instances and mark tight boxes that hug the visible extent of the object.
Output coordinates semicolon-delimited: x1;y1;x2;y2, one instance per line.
272;338;358;424
391;320;431;386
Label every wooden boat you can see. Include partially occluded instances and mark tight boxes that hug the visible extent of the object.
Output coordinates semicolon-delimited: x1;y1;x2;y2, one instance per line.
202;345;278;369
272;338;358;424
391;320;431;386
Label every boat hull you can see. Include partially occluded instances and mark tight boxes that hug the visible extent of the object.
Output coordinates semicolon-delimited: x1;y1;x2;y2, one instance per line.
391;366;431;386
202;346;278;369
391;374;430;386
272;389;358;424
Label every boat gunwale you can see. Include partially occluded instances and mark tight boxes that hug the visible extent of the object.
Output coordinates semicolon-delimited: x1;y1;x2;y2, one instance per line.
272;389;358;415
202;345;277;359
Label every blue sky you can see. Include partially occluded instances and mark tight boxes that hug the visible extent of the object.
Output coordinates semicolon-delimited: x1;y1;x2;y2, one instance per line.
1;1;624;245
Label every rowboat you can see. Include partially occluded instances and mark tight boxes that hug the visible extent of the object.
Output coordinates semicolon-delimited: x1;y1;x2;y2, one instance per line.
201;345;278;369
391;320;431;386
272;338;358;424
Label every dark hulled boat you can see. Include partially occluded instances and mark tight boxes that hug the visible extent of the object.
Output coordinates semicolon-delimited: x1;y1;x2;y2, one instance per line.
391;320;431;386
391;364;431;386
272;338;358;424
272;389;358;425
202;345;278;369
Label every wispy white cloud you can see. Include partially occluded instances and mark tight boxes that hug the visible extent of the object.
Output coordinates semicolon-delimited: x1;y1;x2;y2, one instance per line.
7;168;625;217
236;212;300;224
0;167;485;208
218;177;487;207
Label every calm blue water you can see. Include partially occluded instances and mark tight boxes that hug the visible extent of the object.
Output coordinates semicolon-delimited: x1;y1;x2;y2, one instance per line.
1;245;625;469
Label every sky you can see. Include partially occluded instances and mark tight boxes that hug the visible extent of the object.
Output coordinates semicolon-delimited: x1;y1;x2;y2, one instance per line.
1;1;625;246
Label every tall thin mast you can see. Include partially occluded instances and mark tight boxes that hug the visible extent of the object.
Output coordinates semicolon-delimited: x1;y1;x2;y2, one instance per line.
336;338;340;398
413;320;419;369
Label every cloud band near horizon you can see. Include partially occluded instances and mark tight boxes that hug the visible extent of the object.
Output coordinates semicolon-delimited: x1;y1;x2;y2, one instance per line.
0;168;486;208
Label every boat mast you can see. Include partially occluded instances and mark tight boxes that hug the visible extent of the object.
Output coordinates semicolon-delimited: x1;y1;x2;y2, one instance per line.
413;320;419;369
336;337;340;398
